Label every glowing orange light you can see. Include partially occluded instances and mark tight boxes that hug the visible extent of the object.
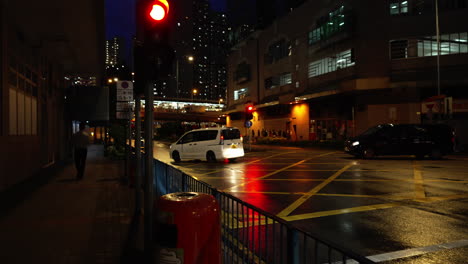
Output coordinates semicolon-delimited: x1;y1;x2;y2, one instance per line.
149;0;169;21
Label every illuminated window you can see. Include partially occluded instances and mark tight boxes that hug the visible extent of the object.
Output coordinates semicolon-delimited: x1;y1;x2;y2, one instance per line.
280;73;292;86
390;1;409;15
308;6;349;45
390;32;468;59
308;49;355;78
234;88;248;100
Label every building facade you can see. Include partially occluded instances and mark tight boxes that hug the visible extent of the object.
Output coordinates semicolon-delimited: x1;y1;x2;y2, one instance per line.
226;0;468;149
0;0;104;192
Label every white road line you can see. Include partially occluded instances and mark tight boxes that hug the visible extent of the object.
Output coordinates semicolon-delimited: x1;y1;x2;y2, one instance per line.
334;239;468;264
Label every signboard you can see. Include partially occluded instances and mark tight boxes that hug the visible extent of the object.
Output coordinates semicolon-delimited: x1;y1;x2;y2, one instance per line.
116;102;133;112
245;120;252;128
116;111;133;120
116;81;134;101
116;80;134;119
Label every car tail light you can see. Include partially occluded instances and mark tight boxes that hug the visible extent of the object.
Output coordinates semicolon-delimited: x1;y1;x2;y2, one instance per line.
220;135;224;145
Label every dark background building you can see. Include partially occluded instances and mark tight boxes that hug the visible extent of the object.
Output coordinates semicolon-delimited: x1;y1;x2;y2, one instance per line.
166;0;228;102
0;0;105;192
226;0;468;148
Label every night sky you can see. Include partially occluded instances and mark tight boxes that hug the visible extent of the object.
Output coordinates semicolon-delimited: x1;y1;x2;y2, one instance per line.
105;0;226;62
105;0;135;62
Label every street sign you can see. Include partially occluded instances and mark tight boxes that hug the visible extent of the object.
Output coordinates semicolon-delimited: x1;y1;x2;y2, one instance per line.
116;111;132;120
117;81;134;101
116;102;133;112
245;120;252;128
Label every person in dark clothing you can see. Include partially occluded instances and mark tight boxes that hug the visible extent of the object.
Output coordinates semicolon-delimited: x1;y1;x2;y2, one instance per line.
72;122;90;180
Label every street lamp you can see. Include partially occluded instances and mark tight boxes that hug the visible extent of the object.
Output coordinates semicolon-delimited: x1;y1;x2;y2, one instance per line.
219;98;224;109
191;88;197;102
175;55;194;99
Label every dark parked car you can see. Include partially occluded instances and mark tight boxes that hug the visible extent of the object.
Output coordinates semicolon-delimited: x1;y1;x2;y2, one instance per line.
345;124;455;159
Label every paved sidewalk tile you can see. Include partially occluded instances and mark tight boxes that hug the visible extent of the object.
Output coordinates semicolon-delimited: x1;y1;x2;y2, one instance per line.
0;145;135;264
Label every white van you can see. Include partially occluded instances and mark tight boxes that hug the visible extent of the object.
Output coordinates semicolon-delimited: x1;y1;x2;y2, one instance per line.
169;127;244;162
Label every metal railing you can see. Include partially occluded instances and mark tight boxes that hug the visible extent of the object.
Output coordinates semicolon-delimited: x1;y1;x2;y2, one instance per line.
153;159;375;264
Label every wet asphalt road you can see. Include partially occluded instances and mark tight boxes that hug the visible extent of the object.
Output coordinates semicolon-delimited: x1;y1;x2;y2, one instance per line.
152;142;468;263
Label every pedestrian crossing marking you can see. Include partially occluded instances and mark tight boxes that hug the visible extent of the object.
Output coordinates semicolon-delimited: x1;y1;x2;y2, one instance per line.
281;203;400;221
412;161;426;199
222;152;336;192
276;163;353;217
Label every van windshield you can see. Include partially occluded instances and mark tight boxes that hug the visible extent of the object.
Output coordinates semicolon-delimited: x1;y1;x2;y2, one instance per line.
222;129;241;140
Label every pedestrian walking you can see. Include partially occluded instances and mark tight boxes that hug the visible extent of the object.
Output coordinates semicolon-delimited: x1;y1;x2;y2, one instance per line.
72;122;90;180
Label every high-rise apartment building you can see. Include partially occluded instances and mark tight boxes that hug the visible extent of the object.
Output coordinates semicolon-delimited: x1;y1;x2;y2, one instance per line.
161;0;228;102
105;37;125;67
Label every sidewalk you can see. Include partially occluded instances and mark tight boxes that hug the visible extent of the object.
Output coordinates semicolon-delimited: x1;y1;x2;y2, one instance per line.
0;144;139;264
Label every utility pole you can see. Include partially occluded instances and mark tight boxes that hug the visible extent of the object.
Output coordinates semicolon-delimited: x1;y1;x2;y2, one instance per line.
435;0;441;96
135;0;173;254
134;95;142;213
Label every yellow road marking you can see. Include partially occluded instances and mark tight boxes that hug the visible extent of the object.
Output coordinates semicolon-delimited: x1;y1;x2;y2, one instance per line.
413;193;468;203
223;160;307;191
281;203;400;222
224;194;468;227
197;176;467;183
199;169;346;174
276;163;353;217
223;152;336;192
229;190;413;199
349;169;414;172
412;161;426;199
199;151;298;176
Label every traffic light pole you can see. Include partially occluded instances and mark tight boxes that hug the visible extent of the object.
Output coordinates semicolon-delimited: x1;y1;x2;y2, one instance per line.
135;95;142;214
135;0;171;255
144;80;154;252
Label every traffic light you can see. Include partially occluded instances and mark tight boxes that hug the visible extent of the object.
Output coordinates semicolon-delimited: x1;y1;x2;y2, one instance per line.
245;105;254;121
149;0;169;21
134;0;174;95
142;0;170;42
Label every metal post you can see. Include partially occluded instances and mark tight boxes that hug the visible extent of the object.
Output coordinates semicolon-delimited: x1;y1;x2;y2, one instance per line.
124;120;129;183
126;115;132;184
144;80;154;252
135;95;142;214
352;106;355;137
287;229;300;264
435;0;441;96
176;58;179;99
249;127;252;152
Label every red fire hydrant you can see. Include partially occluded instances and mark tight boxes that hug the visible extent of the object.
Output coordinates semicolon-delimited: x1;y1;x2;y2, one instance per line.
154;192;221;264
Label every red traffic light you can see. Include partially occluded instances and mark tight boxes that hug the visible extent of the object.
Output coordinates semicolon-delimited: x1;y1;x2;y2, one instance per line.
149;0;169;21
245;105;254;121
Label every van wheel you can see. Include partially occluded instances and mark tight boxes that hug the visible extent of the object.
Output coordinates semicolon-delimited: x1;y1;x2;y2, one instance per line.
430;148;443;160
206;151;217;163
172;151;181;162
362;148;375;159
228;158;237;162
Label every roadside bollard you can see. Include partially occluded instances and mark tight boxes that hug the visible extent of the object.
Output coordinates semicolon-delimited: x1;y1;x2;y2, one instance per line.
154;192;221;264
